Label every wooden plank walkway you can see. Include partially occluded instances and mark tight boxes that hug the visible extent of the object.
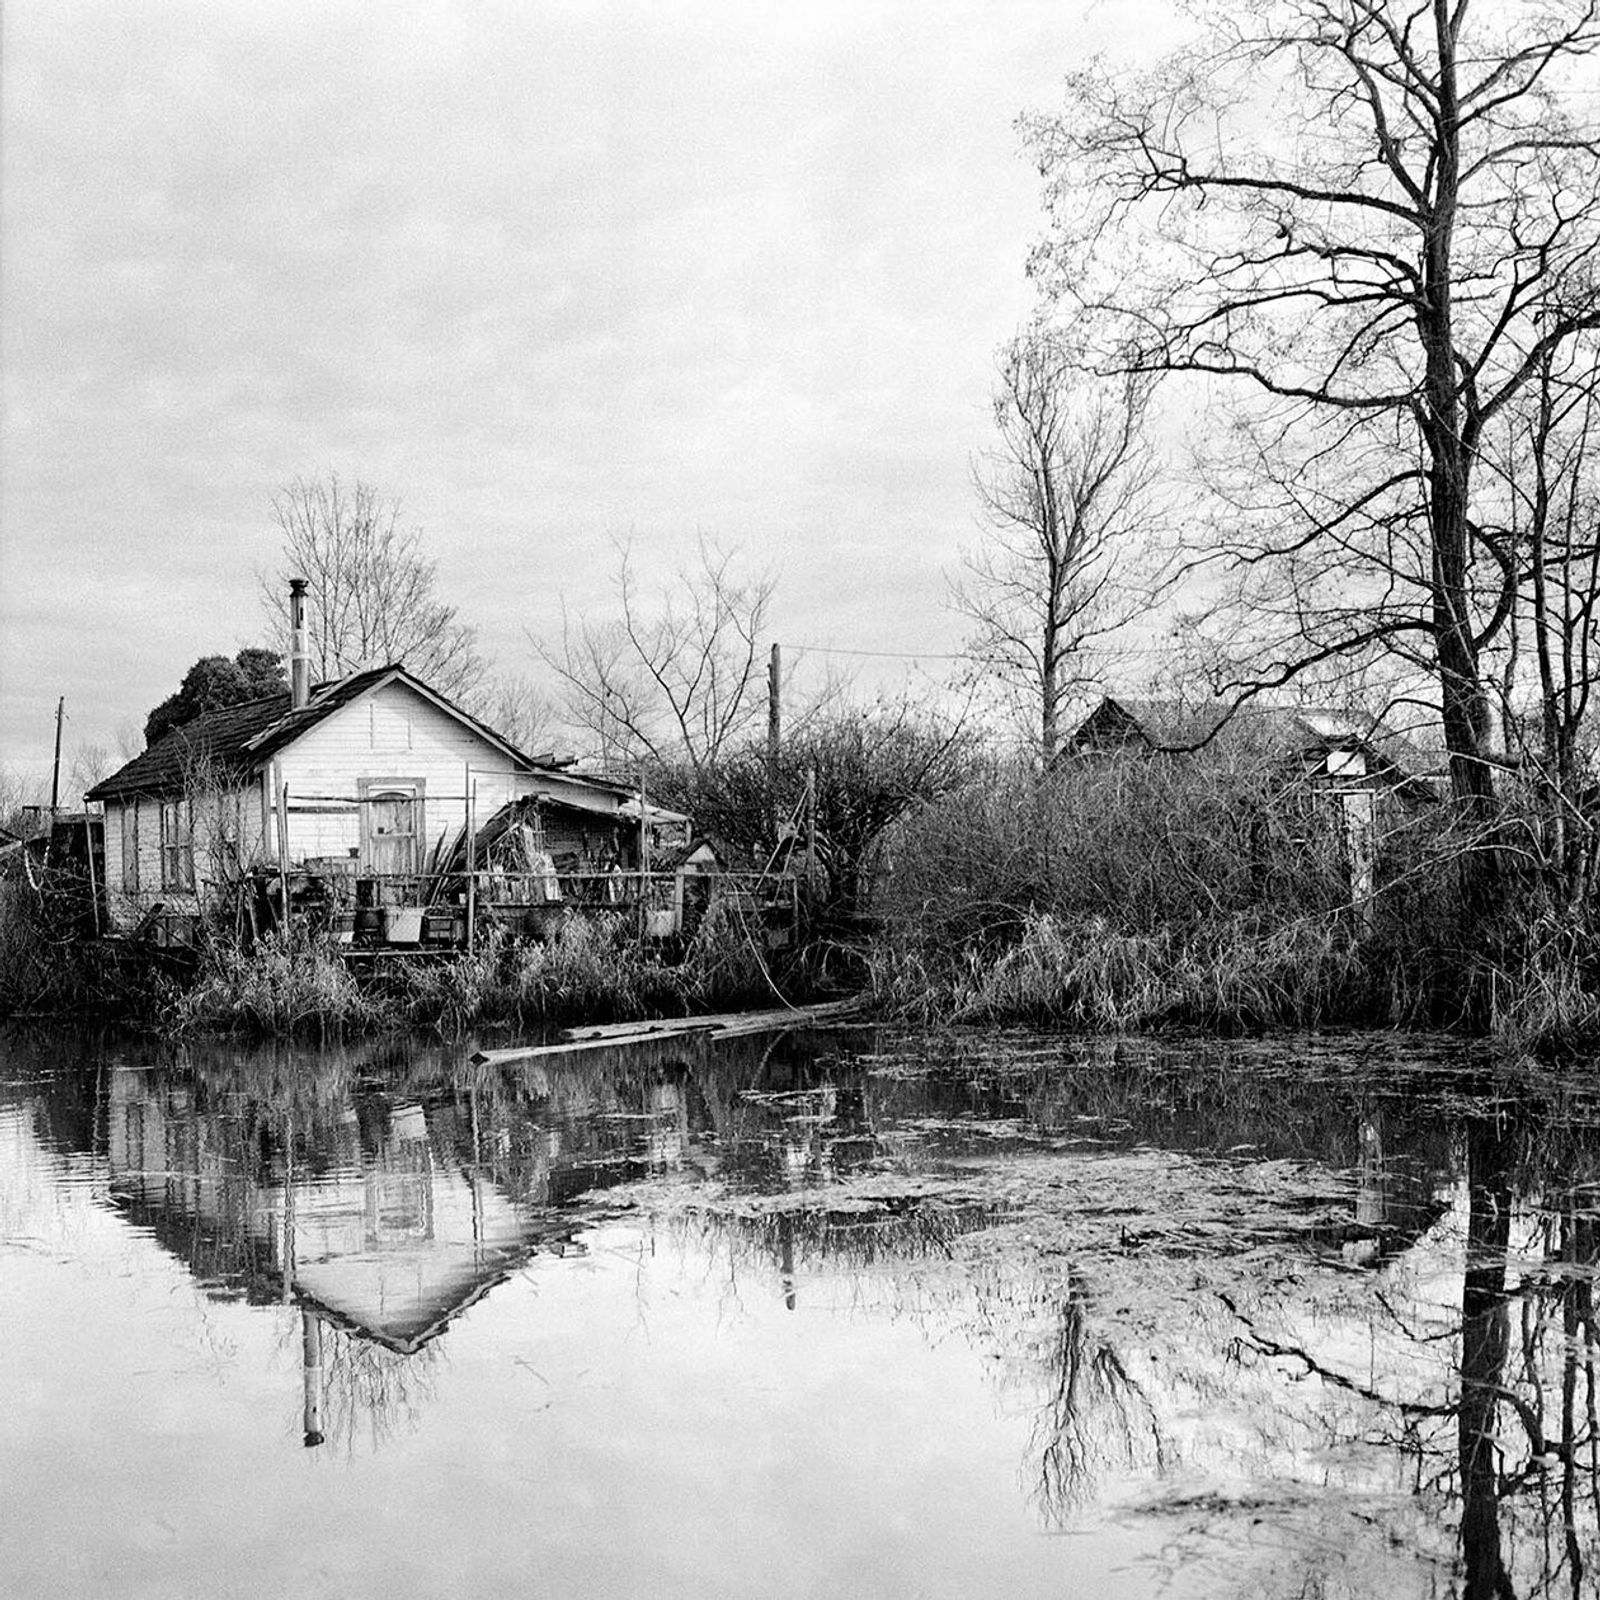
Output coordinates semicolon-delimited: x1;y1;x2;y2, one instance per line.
469;997;868;1065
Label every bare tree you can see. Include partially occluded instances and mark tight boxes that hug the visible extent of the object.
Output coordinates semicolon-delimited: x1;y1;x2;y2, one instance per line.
67;743;113;801
953;331;1160;762
0;767;40;838
466;671;558;759
1026;0;1600;909
262;475;484;699
1488;336;1600;903
536;539;775;776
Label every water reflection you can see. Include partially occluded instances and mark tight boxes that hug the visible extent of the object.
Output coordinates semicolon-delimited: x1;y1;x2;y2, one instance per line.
11;1027;1600;1596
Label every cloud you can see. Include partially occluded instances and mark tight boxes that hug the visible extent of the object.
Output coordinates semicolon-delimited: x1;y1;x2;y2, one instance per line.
1;0;1174;781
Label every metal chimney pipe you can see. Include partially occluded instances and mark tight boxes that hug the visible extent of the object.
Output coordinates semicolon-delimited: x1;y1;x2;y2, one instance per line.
289;578;310;709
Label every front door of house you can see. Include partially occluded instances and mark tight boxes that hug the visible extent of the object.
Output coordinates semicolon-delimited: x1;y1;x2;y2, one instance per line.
363;784;421;876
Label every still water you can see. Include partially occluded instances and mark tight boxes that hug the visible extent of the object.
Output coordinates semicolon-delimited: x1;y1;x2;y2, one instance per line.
1;1023;1594;1598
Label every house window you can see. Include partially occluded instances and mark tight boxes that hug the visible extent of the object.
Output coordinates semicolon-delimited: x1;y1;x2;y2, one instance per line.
160;799;194;891
121;803;139;893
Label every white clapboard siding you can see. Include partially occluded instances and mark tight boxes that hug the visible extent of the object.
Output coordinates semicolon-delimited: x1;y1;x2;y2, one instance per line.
273;679;522;868
102;785;273;931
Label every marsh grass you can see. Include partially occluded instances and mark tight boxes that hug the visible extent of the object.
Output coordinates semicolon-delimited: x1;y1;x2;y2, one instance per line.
173;931;382;1036
873;752;1463;1032
1478;907;1600;1051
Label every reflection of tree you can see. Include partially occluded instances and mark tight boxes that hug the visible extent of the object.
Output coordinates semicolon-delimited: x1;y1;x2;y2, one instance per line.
1458;1117;1515;1600
307;1312;442;1458
1027;1268;1165;1520
661;1200;1173;1522
1205;1107;1600;1600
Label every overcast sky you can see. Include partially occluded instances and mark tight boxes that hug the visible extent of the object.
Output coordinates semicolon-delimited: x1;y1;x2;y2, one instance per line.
1;0;1178;788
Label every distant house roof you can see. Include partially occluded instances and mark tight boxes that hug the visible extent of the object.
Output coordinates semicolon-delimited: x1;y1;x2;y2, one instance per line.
87;665;543;801
1069;696;1443;794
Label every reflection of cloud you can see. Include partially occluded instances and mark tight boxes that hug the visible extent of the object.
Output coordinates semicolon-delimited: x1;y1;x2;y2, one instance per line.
645;1136;1480;1590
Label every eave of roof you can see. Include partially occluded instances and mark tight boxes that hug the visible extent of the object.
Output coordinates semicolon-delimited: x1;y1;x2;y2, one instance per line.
88;664;549;801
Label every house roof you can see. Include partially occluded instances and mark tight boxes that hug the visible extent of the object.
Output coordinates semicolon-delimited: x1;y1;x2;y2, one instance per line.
87;665;544;801
86;691;294;800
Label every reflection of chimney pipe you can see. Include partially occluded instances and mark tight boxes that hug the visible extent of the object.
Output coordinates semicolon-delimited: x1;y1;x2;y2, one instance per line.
289;578;310;710
302;1309;325;1447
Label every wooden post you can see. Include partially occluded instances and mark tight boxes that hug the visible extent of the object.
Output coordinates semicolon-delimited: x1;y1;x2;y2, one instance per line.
281;1116;295;1302
637;774;650;939
805;763;817;889
301;1310;325;1448
83;810;101;936
465;776;477;955
276;778;291;940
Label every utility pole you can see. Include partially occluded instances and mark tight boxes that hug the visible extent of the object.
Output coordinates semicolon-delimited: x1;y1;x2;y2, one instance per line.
767;642;781;841
50;697;64;819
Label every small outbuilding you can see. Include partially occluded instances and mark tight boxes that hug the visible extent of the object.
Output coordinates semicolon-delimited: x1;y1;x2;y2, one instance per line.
1068;695;1442;916
1069;696;1439;794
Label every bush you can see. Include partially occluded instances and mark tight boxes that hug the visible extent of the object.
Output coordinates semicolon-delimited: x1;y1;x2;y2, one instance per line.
0;871;108;1018
397;904;788;1035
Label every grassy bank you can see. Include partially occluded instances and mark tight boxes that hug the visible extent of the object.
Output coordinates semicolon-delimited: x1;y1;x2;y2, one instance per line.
13;745;1600;1049
163;898;800;1040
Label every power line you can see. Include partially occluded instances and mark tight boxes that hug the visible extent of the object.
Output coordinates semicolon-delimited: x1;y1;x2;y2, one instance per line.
780;640;1176;663
781;642;981;663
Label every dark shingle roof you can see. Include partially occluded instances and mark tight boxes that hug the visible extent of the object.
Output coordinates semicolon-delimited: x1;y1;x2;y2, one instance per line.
87;665;542;801
86;693;294;800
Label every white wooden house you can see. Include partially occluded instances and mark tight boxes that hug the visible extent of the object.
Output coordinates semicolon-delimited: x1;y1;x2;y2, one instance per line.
86;662;676;935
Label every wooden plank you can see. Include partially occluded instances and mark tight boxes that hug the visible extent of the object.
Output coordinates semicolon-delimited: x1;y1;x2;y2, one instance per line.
471;1033;689;1064
558;997;864;1042
469;997;868;1065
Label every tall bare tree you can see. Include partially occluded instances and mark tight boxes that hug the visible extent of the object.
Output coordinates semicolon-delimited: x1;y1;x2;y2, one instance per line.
536;539;775;776
263;475;484;699
1026;0;1600;907
953;331;1159;762
1483;335;1600;903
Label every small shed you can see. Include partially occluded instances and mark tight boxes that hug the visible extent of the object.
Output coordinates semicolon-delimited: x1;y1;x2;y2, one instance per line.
1068;695;1442;916
1069;696;1439;798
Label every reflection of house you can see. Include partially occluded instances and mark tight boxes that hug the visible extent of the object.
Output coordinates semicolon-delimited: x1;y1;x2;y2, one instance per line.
86;644;682;938
105;1070;575;1353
